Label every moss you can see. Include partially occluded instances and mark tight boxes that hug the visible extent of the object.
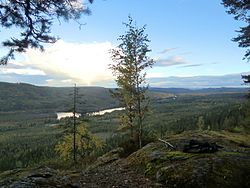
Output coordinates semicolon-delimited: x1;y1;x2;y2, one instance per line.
0;168;32;185
144;163;154;176
156;163;196;187
0;168;28;178
164;151;195;161
217;151;243;156
129;131;250;187
208;131;250;147
127;149;147;165
207;156;250;188
230;126;245;133
144;151;196;178
127;142;166;165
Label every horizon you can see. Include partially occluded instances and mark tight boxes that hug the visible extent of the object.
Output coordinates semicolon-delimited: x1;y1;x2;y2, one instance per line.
1;78;249;90
0;0;249;87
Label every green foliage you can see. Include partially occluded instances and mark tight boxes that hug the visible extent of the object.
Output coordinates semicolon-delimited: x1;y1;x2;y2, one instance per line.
0;0;94;64
0;87;248;172
197;116;205;131
222;0;250;61
146;92;247;136
0;82;118;113
88;91;248;153
0;123;63;171
238;99;250;132
55;122;103;161
105;127;157;157
110;17;154;148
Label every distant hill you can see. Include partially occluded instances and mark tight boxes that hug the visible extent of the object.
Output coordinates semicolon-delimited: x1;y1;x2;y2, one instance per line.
0;82;118;113
0;82;248;112
150;87;249;94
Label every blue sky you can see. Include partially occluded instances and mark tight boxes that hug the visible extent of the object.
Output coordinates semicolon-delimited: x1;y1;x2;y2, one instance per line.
0;0;249;88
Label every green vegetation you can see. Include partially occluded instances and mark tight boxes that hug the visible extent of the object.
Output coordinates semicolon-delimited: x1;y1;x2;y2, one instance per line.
110;17;154;148
222;0;250;62
147;92;249;134
0;0;94;64
55;122;103;162
0;82;118;113
0;82;249;172
126;131;250;187
0;122;63;171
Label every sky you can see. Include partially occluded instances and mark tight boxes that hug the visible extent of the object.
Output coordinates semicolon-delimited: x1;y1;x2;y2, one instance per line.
0;0;249;88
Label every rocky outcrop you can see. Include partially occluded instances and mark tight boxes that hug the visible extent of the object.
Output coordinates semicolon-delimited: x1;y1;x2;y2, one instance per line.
89;147;124;169
127;131;250;188
0;166;79;188
1;131;249;188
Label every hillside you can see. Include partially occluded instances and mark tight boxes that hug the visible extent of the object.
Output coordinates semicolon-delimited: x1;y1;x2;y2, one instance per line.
1;131;249;187
0;81;248;126
0;81;249;187
0;82;118;113
1;82;248;113
150;87;249;94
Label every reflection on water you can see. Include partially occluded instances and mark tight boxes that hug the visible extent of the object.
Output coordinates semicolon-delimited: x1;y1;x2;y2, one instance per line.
56;112;81;120
87;107;125;116
57;107;125;119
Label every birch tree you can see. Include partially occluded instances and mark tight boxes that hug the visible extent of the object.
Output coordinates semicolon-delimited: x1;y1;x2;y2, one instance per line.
110;17;154;148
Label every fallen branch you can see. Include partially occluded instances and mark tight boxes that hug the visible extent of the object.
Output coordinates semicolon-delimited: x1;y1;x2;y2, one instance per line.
158;138;175;149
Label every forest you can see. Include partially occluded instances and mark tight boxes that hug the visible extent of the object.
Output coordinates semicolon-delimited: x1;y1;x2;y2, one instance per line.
0;82;249;171
0;0;249;187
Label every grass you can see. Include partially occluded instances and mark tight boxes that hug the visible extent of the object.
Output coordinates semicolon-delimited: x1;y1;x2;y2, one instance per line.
207;130;250;147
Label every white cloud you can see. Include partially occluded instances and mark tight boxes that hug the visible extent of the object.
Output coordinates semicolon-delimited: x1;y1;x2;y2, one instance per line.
0;67;46;76
146;72;165;78
21;40;114;86
159;47;178;54
8;60;24;67
155;55;188;67
179;64;203;68
62;79;73;83
45;79;75;86
46;79;54;83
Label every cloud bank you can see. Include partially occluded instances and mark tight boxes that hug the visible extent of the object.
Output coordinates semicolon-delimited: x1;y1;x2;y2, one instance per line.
16;40;114;86
0;42;246;88
148;74;245;88
0;67;45;76
155;55;188;67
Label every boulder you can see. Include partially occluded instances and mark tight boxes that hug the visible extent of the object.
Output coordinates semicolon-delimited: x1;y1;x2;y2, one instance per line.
89;147;124;169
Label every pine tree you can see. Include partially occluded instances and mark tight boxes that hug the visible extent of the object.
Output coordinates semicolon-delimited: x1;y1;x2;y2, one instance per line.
0;0;94;64
222;0;250;62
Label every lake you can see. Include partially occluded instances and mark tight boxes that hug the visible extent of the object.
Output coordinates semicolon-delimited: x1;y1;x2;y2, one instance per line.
87;107;125;116
56;107;125;119
56;112;81;120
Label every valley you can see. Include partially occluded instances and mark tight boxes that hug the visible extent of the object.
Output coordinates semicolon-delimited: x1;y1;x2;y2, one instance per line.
0;82;249;172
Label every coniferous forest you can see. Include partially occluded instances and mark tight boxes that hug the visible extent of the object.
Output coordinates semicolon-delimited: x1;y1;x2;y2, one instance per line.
0;0;250;187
